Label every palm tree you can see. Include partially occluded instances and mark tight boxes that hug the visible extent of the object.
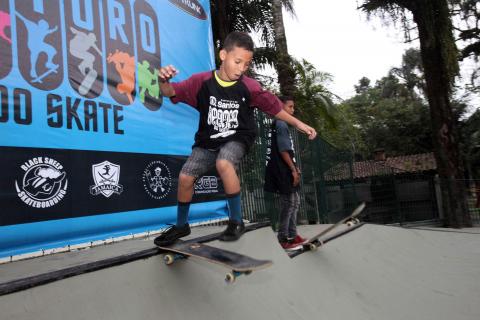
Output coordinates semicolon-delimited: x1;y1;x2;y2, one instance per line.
209;0;277;66
292;59;338;130
271;0;296;96
209;1;337;129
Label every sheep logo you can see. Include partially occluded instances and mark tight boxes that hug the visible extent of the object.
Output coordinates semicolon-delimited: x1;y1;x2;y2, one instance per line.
15;157;68;208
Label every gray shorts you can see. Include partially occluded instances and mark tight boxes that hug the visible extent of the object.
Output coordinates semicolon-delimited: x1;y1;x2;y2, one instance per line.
181;141;247;178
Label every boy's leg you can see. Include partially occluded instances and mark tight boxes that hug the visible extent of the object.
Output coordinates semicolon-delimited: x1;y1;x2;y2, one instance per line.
176;147;216;224
154;148;215;246
216;141;247;241
278;193;292;243
176;173;195;226
287;191;300;239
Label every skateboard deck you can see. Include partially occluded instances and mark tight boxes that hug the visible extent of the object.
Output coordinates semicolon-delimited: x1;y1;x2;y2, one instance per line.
302;202;366;251
157;240;272;283
32;65;59;83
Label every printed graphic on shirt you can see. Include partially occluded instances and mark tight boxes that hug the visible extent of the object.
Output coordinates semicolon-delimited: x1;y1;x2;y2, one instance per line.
207;96;239;139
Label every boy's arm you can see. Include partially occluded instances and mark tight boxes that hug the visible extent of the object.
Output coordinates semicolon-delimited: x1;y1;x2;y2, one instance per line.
158;65;178;97
159;82;176;97
158;66;210;107
242;76;317;140
280;151;300;186
276;121;300;186
275;110;317;140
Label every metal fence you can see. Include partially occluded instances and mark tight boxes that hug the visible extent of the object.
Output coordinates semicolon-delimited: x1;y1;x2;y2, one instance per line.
239;111;355;229
465;180;480;225
239;111;480;228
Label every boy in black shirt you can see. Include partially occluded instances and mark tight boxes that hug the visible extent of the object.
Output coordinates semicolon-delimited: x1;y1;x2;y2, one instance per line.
264;96;307;250
154;32;316;246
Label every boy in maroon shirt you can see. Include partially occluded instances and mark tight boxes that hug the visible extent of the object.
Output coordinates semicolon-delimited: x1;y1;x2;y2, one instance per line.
154;32;316;246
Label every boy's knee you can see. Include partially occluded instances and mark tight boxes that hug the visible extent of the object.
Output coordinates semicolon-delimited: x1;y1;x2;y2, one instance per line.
216;159;234;174
178;173;196;187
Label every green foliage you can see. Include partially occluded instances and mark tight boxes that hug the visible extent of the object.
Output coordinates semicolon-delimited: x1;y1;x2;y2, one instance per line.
209;0;295;69
330;49;434;159
291;59;339;132
449;0;480;94
360;0;460;89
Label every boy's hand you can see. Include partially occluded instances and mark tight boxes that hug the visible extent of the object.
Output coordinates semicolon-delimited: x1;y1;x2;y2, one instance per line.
297;123;317;140
292;169;300;187
159;65;179;83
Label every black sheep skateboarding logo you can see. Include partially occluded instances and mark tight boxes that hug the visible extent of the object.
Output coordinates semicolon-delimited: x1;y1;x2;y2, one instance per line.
142;161;172;200
15;157;68;208
90;161;123;198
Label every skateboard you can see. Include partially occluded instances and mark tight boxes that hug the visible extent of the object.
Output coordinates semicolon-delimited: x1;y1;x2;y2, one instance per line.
302;202;366;251
79;69;97;95
32;65;59;83
157;240;272;283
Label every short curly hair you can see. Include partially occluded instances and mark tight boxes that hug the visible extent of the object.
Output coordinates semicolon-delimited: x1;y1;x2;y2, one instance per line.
223;31;254;52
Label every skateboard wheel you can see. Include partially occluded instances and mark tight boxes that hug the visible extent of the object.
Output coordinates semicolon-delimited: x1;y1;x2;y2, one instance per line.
308;243;317;251
354;218;360;224
164;254;175;265
346;221;354;227
225;272;236;284
245;270;252;276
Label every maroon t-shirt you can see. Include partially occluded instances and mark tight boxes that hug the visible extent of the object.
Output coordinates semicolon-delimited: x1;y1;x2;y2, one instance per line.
170;71;282;150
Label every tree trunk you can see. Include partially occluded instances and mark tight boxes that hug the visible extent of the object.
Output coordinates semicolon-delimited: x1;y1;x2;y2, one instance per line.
406;0;471;227
272;0;296;96
210;0;229;66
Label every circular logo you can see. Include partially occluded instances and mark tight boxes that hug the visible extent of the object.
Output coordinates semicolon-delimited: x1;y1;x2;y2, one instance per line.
15;157;68;208
142;160;172;200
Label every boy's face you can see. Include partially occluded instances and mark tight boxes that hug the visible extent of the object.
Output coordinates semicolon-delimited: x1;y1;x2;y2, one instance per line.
283;100;295;115
218;46;253;81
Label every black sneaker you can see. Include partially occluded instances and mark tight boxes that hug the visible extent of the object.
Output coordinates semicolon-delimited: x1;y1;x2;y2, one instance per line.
219;220;246;241
154;224;191;246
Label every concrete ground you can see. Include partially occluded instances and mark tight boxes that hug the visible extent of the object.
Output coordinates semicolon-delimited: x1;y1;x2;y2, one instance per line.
1;223;479;320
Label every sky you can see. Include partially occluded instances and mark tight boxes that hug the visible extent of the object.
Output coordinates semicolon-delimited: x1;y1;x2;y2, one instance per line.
283;1;414;100
282;0;479;113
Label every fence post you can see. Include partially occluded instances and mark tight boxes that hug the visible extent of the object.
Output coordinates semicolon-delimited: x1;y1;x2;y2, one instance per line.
434;174;444;221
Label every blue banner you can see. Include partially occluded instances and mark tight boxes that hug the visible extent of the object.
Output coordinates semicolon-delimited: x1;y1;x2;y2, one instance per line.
0;0;226;258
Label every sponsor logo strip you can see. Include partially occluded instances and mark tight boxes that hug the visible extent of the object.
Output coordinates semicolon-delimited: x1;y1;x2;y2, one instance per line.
0;146;224;227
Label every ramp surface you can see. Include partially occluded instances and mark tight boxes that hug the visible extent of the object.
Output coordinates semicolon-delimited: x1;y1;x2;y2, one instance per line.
1;224;479;320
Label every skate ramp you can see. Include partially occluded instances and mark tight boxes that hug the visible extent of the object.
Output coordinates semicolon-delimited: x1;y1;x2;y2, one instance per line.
0;228;315;320
293;224;480;320
1;224;480;320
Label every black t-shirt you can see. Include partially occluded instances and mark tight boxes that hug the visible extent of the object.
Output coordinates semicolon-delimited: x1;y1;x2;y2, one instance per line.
171;71;282;150
264;120;299;194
